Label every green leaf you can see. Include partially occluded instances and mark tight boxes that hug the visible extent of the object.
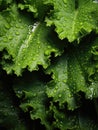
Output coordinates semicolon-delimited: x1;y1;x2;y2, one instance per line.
49;102;80;130
46;53;86;110
0;0;13;8
44;0;98;42
18;0;50;20
0;1;98;129
46;37;98;110
13;70;98;130
0;4;63;75
13;72;53;130
50;101;98;130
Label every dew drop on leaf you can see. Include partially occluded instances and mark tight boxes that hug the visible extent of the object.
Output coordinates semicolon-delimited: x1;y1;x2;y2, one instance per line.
38;45;41;49
54;90;57;93
8;36;13;40
18;63;20;66
17;90;22;96
63;79;67;83
58;94;61;97
33;93;37;97
15;32;20;35
15;24;19;28
44;50;50;55
93;0;98;3
47;46;51;49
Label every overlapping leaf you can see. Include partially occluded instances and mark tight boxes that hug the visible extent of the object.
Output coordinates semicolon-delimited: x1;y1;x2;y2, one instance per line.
44;0;98;42
13;72;53;130
13;70;98;130
46;37;98;110
0;1;98;130
0;4;63;75
51;101;98;130
18;0;50;19
13;37;98;129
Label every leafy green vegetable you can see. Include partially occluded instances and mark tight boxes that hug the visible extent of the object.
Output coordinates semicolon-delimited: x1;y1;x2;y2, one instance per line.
13;71;98;130
44;0;98;42
0;3;63;75
13;72;53;130
0;0;98;130
46;36;98;110
18;0;49;20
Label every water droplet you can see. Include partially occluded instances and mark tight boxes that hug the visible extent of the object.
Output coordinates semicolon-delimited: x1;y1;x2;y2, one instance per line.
80;22;83;26
54;90;57;93
91;82;94;85
33;93;37;97
93;0;98;3
38;46;41;49
47;46;51;49
15;32;20;35
8;36;13;40
18;63;21;66
59;94;61;97
17;90;22;94
15;24;19;28
33;22;39;30
10;105;14;108
63;79;67;83
44;50;49;55
68;94;71;98
28;25;33;34
93;92;96;96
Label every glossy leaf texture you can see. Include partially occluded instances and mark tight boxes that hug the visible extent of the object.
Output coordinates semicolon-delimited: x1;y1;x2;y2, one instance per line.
13;71;54;130
44;0;98;42
0;4;64;75
46;36;98;110
49;101;98;130
0;0;98;130
13;70;98;130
